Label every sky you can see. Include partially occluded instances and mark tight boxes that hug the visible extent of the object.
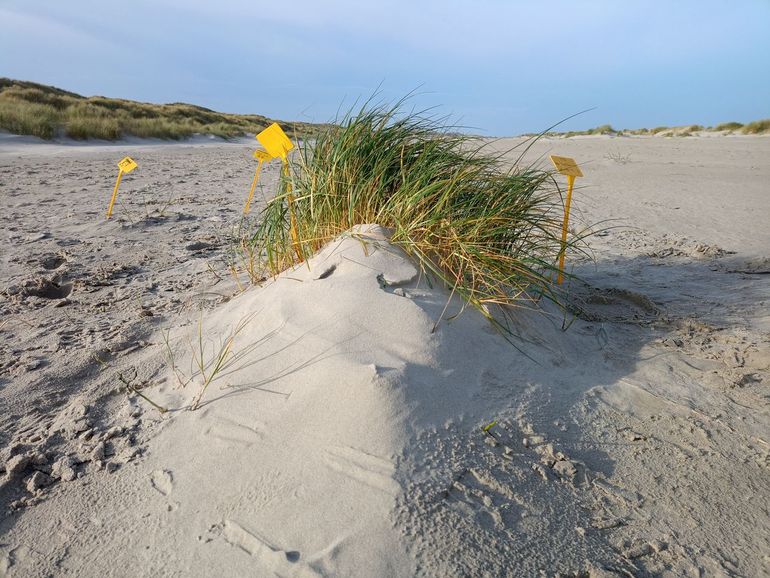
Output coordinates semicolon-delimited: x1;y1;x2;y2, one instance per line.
1;0;769;135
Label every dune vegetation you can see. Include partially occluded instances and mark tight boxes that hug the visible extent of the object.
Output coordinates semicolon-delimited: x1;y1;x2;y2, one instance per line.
538;119;770;138
741;119;770;134
249;100;582;327
0;78;324;141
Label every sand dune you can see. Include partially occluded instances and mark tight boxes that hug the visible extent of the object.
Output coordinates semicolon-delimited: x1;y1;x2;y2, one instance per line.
0;134;768;577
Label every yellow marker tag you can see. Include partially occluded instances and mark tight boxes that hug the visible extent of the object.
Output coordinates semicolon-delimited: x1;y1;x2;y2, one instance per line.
483;421;497;432
117;156;138;174
549;155;583;177
253;148;273;161
257;123;294;159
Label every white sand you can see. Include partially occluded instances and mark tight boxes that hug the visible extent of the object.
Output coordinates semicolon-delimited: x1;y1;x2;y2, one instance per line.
0;134;768;577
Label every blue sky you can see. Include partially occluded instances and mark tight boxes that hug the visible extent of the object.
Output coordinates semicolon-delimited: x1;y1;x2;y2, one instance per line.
1;1;768;135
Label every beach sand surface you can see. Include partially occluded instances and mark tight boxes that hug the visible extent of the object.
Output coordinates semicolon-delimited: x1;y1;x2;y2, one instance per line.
0;134;768;577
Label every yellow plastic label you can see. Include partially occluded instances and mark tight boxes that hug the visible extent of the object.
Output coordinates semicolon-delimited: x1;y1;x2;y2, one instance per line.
253;148;273;161
549;155;583;178
117;156;138;174
257;123;294;159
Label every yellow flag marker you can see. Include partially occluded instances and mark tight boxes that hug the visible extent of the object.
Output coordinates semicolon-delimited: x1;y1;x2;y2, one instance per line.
107;156;138;218
243;148;273;215
549;155;583;285
257;122;294;159
254;123;302;261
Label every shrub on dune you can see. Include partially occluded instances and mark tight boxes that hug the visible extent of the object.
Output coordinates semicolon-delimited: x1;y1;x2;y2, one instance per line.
714;122;743;131
250;100;580;325
0;99;58;139
741;119;770;134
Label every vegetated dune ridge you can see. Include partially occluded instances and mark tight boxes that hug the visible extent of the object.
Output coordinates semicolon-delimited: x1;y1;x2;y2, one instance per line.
0;78;326;141
526;119;770;138
0;133;768;577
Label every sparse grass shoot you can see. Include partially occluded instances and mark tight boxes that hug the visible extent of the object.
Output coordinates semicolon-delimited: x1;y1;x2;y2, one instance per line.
187;312;256;410
605;151;631;163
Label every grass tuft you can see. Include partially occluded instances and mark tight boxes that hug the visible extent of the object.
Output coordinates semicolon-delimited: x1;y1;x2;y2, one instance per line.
715;121;743;131
249;100;583;327
588;124;617;135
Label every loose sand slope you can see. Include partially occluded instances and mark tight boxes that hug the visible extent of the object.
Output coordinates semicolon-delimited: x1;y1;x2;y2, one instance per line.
0;134;768;577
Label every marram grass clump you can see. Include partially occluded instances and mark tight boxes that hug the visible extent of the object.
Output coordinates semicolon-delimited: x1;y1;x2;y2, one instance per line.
250;101;581;323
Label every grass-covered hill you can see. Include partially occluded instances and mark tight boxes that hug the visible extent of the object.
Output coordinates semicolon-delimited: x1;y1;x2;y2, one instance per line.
0;78;325;141
531;120;770;138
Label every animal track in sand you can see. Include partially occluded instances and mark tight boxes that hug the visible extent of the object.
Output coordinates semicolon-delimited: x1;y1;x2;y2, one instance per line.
395;420;633;576
445;468;523;532
659;318;768;389
322;445;399;496
202;416;265;448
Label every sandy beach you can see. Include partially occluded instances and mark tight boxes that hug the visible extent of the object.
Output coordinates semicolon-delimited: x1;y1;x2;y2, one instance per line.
1;133;768;577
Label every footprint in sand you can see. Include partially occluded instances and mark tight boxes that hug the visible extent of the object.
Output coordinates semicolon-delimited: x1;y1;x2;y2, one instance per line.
219;520;318;576
40;254;66;270
150;469;173;496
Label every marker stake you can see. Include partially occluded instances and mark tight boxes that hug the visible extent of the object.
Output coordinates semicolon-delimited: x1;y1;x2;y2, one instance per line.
549;155;583;284
558;174;576;285
244;160;263;214
244;149;272;214
282;158;302;262
107;170;124;219
107;156;138;218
